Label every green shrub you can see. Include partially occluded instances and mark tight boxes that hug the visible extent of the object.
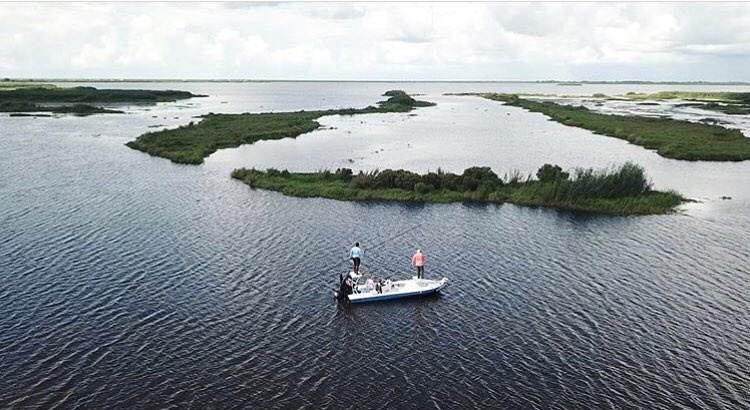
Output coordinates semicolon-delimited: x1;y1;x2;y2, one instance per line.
422;172;442;190
384;93;417;106
383;90;406;97
373;169;421;190
335;168;353;180
350;172;374;189
560;162;651;200
439;173;462;191
461;167;501;191
266;168;284;177
414;182;435;194
536;164;570;182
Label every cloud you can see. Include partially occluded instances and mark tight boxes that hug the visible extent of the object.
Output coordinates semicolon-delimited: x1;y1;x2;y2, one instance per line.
71;33;119;68
2;2;750;80
676;43;750;57
307;3;365;20
221;2;281;10
0;56;17;70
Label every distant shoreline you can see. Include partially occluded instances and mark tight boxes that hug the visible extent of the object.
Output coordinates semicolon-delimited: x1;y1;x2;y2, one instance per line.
453;93;750;162
5;78;750;85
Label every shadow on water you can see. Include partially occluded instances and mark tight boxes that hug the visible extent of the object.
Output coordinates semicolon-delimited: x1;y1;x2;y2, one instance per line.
352;199;430;211
336;292;444;318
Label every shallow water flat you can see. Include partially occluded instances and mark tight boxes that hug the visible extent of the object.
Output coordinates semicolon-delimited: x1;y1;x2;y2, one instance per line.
1;82;749;409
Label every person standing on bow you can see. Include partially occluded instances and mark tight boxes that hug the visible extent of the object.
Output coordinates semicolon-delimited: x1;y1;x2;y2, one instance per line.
349;242;363;274
411;249;425;279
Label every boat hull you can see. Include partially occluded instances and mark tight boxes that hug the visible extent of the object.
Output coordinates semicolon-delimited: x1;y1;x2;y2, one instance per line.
347;278;448;304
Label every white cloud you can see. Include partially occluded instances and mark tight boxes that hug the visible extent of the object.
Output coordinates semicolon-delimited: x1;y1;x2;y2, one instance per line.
307;3;365;20
71;33;119;68
1;2;750;80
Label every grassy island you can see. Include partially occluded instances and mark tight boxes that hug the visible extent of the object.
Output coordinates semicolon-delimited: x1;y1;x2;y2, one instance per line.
126;90;435;164
462;93;750;161
231;163;684;215
1;102;123;115
0;86;201;103
1;85;203;116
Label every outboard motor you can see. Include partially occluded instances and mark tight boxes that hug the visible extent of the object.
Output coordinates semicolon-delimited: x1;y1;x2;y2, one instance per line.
338;274;353;301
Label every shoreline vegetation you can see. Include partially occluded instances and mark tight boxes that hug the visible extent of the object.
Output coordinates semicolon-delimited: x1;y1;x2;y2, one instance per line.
1;85;203;116
126;90;435;164
231;163;684;215
621;91;750;115
1;102;124;115
490;91;750;116
453;93;750;161
0;81;57;90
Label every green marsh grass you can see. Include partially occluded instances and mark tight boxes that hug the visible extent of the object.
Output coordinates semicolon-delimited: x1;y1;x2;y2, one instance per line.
126;90;435;164
475;93;750;161
231;163;684;216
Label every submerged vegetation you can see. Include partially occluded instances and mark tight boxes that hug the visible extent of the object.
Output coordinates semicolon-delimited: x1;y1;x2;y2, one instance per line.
467;93;750;161
674;102;750;115
231;163;684;215
126;90;435;164
621;91;750;115
1;85;202;116
621;91;750;103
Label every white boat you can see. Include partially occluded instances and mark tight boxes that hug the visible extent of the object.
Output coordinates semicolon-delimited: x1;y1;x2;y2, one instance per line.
335;272;448;304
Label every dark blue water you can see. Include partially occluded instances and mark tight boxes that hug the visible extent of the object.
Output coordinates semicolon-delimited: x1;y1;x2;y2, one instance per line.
2;82;749;409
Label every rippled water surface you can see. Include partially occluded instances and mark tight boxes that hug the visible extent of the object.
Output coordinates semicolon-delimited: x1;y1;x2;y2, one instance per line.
2;82;750;409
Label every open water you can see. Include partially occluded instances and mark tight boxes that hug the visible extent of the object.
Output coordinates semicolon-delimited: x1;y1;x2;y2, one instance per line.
1;82;749;408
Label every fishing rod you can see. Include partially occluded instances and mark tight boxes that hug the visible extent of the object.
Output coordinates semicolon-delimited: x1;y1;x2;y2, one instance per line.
366;224;417;252
324;223;421;276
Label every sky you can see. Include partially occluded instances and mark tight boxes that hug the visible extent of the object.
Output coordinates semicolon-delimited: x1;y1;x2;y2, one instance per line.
2;2;750;81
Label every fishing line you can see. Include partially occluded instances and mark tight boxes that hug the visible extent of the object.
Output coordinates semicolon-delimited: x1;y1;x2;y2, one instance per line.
322;223;420;275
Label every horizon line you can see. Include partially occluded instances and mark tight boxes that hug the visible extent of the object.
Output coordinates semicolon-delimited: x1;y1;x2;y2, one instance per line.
5;78;750;85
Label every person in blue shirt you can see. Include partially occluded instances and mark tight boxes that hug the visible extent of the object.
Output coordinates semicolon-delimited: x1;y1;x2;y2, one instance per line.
349;242;363;274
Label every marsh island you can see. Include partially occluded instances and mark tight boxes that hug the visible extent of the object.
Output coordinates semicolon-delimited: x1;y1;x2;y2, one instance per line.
126;90;435;164
459;93;750;161
0;85;203;116
231;163;684;216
